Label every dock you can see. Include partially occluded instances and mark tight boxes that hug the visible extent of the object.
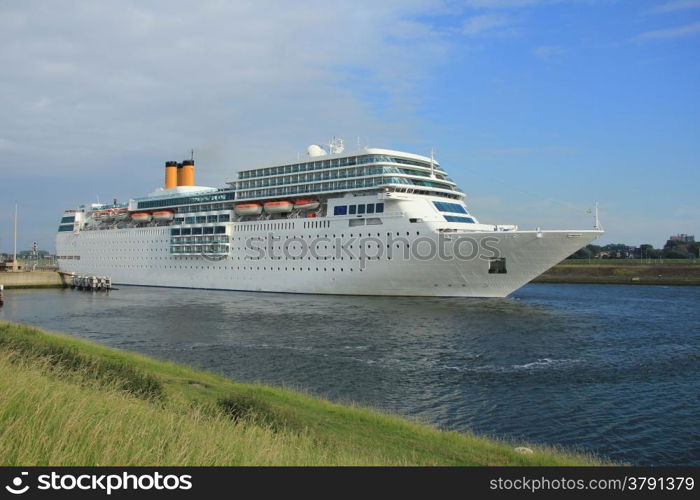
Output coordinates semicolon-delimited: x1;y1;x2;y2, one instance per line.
0;271;63;289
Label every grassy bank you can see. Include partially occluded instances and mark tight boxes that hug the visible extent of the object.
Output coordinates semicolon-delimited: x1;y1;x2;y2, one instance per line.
0;321;604;466
534;261;700;286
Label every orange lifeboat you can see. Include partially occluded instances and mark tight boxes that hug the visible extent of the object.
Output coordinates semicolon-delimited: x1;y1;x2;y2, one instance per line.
264;200;293;214
153;210;174;222
234;203;263;216
294;198;320;211
92;211;104;221
131;212;152;223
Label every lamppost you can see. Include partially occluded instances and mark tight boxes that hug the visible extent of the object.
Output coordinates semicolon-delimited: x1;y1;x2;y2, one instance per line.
32;241;38;271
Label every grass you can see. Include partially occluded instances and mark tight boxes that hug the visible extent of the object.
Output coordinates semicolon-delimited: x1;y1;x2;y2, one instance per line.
535;260;700;285
562;259;699;266
0;320;606;466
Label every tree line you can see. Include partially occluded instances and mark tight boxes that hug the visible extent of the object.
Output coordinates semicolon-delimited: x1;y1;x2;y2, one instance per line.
569;239;699;260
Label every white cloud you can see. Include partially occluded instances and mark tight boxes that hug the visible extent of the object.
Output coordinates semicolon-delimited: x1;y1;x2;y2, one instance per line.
634;21;700;40
462;13;515;36
461;0;612;9
650;0;700;13
532;45;566;60
0;0;450;184
462;0;541;7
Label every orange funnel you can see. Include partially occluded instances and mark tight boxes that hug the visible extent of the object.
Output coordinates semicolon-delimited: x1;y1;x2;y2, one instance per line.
164;161;178;189
180;160;195;186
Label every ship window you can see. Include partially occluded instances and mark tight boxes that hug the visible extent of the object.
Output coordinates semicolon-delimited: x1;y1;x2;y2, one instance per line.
375;203;384;213
192;227;203;235
215;226;226;234
218;214;230;222
349;205;357;215
171;228;180;236
444;215;475;224
207;215;218;223
366;203;375;214
196;216;207;223
434;201;468;214
203;227;214;234
488;258;507;274
185;217;195;224
357;204;366;214
334;205;347;216
181;228;192;235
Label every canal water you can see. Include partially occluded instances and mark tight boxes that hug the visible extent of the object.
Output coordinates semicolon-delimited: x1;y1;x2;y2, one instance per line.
1;283;698;465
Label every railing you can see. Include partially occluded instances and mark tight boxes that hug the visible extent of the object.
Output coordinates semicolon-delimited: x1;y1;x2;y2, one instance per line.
235;176;459;200
170;236;229;244
170;245;229;255
237;155;446;180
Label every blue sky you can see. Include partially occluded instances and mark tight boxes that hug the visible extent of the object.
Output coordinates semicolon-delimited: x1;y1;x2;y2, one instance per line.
1;0;698;252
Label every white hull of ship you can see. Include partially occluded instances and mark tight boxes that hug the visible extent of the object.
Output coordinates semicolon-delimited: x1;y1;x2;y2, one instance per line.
56;222;600;298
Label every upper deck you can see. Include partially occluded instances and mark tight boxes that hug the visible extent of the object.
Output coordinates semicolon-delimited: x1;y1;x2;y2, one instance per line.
227;147;464;201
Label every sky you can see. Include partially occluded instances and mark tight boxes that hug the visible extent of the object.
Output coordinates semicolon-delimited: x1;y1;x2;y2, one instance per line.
0;0;698;252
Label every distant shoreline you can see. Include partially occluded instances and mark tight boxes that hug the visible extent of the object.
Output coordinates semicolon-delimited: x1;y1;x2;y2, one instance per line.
533;261;700;286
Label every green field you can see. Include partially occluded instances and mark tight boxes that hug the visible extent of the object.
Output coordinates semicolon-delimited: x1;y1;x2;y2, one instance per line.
534;260;700;286
0;321;605;466
561;259;699;266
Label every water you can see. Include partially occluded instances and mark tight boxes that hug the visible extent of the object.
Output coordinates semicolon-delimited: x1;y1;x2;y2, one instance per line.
1;283;698;465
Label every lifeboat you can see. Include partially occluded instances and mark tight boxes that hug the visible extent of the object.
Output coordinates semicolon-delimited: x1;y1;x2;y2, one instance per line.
153;210;174;222
115;209;130;221
234;203;263;216
131;212;152;223
102;210;115;222
92;211;104;222
264;200;293;214
294;198;320;211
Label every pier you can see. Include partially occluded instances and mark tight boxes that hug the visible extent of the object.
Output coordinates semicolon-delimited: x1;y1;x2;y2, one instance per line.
70;274;112;291
0;271;63;289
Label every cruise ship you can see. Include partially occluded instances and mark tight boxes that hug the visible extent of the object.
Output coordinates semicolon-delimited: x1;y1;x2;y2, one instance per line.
56;139;602;297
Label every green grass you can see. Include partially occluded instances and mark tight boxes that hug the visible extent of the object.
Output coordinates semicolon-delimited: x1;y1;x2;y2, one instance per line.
562;259;699;266
535;260;700;285
0;321;606;466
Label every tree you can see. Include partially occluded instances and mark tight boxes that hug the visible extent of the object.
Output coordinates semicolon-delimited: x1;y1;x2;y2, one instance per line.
662;245;690;259
638;243;661;259
586;244;602;257
689;242;700;258
602;243;629;252
663;239;684;249
568;247;592;259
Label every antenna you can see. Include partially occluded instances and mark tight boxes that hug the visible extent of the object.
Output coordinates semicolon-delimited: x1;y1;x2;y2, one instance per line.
13;202;17;263
587;202;602;230
328;137;344;155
